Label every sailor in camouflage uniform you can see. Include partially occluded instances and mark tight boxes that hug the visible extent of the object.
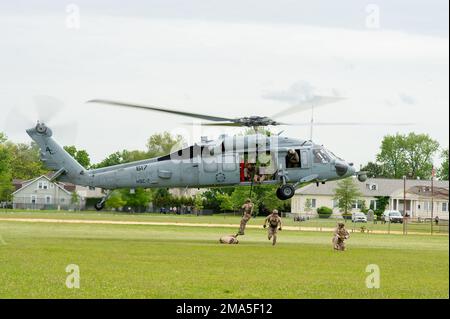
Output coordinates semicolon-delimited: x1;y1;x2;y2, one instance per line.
219;234;239;244
236;198;254;236
263;209;282;246
332;222;350;251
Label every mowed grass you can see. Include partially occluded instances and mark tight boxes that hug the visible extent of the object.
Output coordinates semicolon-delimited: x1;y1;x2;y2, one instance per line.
0;210;443;234
0;219;448;299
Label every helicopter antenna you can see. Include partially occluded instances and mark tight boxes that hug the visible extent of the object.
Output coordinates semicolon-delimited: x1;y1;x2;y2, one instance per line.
309;102;315;140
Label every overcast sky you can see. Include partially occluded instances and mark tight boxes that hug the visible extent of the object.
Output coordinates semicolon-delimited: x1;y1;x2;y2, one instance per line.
0;0;448;168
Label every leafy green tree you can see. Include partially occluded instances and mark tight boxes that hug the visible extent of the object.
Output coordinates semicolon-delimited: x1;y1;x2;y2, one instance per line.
361;161;385;178
376;133;439;179
216;192;233;212
71;192;80;210
8;142;48;179
0;135;13;201
64;145;91;169
121;188;152;212
230;185;287;215
146;132;183;157
151;188;173;209
105;190;127;210
376;134;408;178
333;178;363;215
402;133;439;179
438;148;449;180
193;194;204;213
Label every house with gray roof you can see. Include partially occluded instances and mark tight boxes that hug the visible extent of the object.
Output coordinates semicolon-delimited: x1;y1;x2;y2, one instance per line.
12;174;104;210
291;177;449;219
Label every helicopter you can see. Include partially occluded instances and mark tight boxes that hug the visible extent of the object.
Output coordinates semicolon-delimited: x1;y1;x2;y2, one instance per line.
26;97;393;211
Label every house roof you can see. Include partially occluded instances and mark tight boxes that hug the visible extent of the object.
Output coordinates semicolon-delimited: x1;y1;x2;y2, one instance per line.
296;178;450;197
12;175;72;196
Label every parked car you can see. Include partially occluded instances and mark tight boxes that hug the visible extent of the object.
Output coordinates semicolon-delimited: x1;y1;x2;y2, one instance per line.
352;212;367;223
383;210;404;223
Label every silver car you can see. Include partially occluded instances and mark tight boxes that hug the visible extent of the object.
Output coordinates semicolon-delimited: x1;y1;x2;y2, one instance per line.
383;210;404;223
352;212;367;223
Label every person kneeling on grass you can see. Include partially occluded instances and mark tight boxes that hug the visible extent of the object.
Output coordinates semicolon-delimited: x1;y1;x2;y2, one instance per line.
219;234;239;244
332;222;350;251
263;209;282;246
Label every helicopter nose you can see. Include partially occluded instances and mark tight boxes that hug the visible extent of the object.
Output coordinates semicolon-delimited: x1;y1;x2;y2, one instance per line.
335;160;349;176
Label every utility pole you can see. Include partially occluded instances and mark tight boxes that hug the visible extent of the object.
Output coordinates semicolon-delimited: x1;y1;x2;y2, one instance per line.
431;167;435;235
403;175;407;235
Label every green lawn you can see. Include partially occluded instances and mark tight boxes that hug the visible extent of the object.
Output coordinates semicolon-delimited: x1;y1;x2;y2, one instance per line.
0;210;444;234
0;217;448;298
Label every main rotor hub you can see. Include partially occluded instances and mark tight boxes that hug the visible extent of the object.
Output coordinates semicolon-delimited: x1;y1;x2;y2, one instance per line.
36;121;48;134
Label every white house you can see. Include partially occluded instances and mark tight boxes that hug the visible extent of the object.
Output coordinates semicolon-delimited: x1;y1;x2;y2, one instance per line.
12;174;104;210
12;175;73;210
291;178;449;219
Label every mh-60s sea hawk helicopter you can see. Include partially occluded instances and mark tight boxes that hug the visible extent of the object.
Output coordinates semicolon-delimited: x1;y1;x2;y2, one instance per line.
27;97;375;210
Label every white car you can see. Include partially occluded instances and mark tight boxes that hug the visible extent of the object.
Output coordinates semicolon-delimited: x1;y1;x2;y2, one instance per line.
352;212;367;223
383;210;404;223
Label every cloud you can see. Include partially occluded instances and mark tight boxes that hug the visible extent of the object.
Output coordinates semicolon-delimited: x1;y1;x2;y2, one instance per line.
398;93;416;105
261;81;316;104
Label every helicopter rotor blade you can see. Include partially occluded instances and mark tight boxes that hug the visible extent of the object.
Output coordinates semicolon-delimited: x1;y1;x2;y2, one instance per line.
283;122;414;126
88;99;236;123
187;122;244;127
33;95;64;124
271;95;346;119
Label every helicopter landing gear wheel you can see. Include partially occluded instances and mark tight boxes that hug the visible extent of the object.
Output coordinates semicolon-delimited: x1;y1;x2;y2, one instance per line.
95;202;105;211
276;184;295;200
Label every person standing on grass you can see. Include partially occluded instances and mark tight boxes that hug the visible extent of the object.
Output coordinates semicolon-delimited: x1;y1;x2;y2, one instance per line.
236;198;254;236
263;209;282;246
332;222;350;251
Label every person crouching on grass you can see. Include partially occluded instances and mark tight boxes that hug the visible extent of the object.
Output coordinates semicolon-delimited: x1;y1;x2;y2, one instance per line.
263;209;282;246
219;234;239;244
332;222;350;251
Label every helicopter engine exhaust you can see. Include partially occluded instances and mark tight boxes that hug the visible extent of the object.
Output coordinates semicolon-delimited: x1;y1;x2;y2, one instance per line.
335;161;348;176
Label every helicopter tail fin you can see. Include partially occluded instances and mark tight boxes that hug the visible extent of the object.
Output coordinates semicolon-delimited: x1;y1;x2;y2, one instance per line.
26;122;89;185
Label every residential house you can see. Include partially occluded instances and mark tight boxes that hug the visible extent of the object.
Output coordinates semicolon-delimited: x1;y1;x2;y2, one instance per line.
291;178;449;219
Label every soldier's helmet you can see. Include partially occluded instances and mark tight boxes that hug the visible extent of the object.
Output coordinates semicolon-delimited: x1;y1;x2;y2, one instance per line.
338;222;345;228
288;149;295;154
272;209;279;215
245;198;252;203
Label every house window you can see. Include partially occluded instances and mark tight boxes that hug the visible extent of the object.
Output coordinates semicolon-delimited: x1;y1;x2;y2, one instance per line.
50;183;54;189
43;182;48;190
306;198;317;208
45;196;51;204
370;200;377;210
30;195;36;204
332;199;339;208
443;202;448;212
352;200;365;209
38;181;43;189
61;198;65;203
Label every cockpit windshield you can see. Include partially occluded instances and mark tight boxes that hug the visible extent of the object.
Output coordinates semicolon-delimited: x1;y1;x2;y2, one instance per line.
325;149;343;161
313;148;331;164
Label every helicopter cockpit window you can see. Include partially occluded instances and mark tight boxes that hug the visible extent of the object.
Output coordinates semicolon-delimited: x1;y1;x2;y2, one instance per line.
313;148;331;164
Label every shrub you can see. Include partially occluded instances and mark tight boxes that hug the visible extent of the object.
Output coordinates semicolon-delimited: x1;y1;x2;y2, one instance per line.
317;206;333;218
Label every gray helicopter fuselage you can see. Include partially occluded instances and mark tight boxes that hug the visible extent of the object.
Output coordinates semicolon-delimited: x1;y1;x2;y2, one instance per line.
74;134;355;189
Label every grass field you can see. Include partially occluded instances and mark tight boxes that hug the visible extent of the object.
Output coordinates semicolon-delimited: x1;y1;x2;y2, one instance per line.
0;210;445;234
0;212;448;298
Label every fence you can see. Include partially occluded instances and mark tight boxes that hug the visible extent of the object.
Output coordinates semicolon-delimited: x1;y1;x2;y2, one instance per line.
290;214;449;235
